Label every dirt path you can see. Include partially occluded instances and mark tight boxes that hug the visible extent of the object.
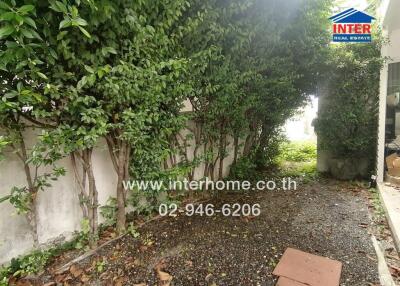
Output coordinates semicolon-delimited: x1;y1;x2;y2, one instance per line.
39;179;380;286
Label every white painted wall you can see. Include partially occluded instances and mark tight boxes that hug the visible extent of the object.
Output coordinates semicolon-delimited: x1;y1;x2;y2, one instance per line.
377;33;388;183
0;122;240;264
377;0;400;182
0;131;117;264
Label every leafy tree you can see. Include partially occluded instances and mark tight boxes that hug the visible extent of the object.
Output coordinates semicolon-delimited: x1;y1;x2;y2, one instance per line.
176;0;332;175
0;0;89;245
244;0;332;168
43;0;194;233
314;34;384;168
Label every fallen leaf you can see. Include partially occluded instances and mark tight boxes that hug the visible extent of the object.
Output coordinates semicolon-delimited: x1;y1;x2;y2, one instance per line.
80;274;90;283
155;259;173;286
157;270;173;286
205;273;214;282
15;280;33;286
114;277;126;286
69;264;83;278
55;274;67;283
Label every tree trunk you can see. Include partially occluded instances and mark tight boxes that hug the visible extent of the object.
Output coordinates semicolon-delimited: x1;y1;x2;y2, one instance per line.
257;124;272;153
71;149;98;248
19;134;39;247
218;133;226;180
27;195;39;247
116;142;128;234
243;132;256;156
233;135;239;164
86;149;98;247
203;142;209;177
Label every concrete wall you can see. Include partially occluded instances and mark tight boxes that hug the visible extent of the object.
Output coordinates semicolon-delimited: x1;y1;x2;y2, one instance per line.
316;81;331;173
0;130;117;264
377;0;400;182
0;121;241;264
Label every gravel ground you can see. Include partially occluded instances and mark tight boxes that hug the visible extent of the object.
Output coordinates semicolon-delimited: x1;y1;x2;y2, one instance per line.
35;178;380;286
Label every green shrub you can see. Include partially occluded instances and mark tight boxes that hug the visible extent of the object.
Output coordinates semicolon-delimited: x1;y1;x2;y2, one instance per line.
278;141;317;162
313;35;383;165
229;156;259;181
100;197;118;227
0;236;80;283
0;248;59;282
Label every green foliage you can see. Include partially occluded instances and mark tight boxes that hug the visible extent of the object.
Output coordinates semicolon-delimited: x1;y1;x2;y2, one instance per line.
229;156;258;181
277;141;318;181
314;32;384;165
99;197;117;228
280;161;318;181
0;0;346;266
369;188;386;234
0;239;77;282
7;186;32;214
0;267;10;286
127;223;140;238
9;250;52;277
254;129;287;168
278;141;317;162
0;135;9;161
74;219;92;250
95;259;106;273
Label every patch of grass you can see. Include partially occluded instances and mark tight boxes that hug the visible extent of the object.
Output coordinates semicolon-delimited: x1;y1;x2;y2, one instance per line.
280;160;318;181
277;141;317;163
277;141;318;181
369;188;385;220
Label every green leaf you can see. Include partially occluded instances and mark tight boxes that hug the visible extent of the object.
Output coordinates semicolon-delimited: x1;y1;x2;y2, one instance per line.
18;5;35;14
78;26;91;38
59;18;71;29
0;195;10;203
49;48;58;59
14;14;23;24
30;29;42;40
3;91;17;99
50;1;68;13
74;17;88;26
84;65;94;73
36;72;48;80
102;47;117;55
77;75;88;89
23;16;37;29
0;11;15;21
56;30;68;40
0;1;10;10
20;28;34;38
0;25;14;39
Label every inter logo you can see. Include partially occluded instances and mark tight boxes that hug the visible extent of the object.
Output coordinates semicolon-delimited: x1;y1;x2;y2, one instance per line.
329;8;375;43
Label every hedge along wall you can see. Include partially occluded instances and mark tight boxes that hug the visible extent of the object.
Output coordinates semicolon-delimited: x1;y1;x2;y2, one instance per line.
0;0;332;264
0;105;243;264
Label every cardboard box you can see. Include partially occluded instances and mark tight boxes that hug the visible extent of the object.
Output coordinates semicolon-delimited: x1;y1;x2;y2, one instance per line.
386;153;400;177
